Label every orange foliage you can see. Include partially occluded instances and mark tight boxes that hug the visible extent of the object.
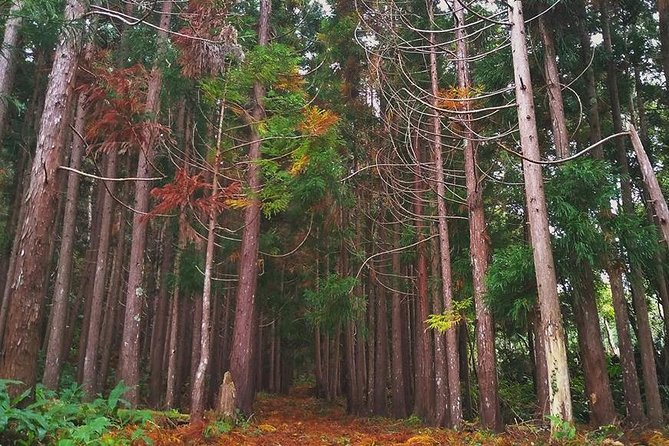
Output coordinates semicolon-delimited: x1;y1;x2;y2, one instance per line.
299;106;339;137
436;86;474;112
148;168;240;217
83;60;169;154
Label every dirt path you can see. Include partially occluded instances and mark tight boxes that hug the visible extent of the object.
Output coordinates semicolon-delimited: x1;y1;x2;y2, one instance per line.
140;387;668;445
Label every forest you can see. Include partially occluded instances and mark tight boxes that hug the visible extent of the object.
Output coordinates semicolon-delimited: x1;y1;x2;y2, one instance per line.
1;0;669;443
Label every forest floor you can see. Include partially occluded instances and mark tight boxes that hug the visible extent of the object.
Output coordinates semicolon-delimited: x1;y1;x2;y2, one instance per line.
120;387;669;446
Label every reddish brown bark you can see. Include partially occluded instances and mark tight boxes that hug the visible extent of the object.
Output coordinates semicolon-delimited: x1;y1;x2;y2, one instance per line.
118;0;172;405
454;0;498;430
0;0;85;391
228;0;270;414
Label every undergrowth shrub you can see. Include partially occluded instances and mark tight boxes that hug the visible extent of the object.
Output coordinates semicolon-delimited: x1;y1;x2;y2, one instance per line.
0;380;156;445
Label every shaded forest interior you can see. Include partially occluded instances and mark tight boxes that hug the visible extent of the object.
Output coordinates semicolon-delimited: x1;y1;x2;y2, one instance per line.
3;0;669;442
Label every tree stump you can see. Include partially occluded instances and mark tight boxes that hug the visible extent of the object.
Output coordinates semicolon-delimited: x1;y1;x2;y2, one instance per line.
217;371;237;418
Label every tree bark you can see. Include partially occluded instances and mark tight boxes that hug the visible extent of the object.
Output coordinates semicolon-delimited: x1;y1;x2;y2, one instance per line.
508;0;573;423
538;18;569;159
0;1;23;144
572;265;617;425
390;226;408;418
118;0;172;406
0;0;84;392
82;151;118;398
42;83;88;390
657;0;669;94
601;1;663;425
454;0;499;430
228;0;270;414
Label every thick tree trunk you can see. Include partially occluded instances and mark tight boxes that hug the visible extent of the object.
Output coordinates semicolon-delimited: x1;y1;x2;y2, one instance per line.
228;0;269;414
454;0;499;430
118;0;172;406
508;0;573;423
0;0;84;392
530;307;549;416
42;85;88;390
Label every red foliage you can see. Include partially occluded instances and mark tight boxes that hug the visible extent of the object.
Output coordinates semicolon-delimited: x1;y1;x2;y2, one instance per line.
148;168;241;217
82;59;169;153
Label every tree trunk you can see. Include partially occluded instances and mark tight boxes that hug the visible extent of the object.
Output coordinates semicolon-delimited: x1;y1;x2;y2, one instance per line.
372;264;388;416
228;0;269;415
97;206;127;392
149;223;173;406
427;13;457;428
538;18;569;159
601;1;663;425
390;226;408;418
0;0;84;392
657;0;669;93
82;151;118;398
508;0;573;423
42;82;88;390
454;0;499;430
118;0;172;406
191;117;223;419
0;0;23;143
572;264;617;425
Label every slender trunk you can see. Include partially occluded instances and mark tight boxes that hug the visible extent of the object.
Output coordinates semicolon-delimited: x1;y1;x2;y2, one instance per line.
0;1;23;143
373;268;388;416
0;0;84;391
118;0;172;405
149;223;173;406
530;307;549;416
573;265;616;425
390;226;408;417
412;131;434;420
629;125;669;247
98;207;127;392
657;0;669;93
538;18;569;159
508;0;572;423
228;0;269;414
82;151;118;398
191;110;223;419
427;14;454;428
602;2;663;424
454;0;498;430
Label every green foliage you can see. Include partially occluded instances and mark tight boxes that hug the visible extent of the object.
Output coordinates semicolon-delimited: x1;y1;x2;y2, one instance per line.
0;380;158;445
546;415;576;441
304;274;364;332
204;419;234;438
485;243;536;322
426;298;471;333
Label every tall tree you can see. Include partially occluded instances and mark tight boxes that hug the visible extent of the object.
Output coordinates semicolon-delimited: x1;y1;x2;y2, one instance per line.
118;0;173;405
508;0;573;423
0;0;86;391
228;0;270;414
